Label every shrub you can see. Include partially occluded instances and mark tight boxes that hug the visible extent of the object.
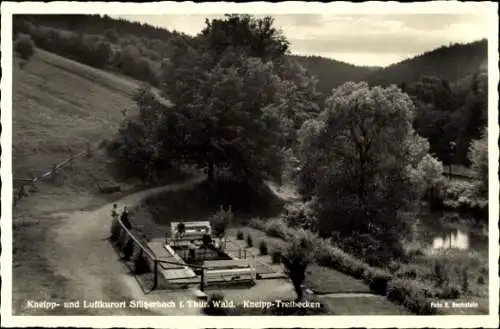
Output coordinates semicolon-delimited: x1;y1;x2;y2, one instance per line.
432;258;449;287
202;233;212;248
459;266;469;293
395;264;429;280
134;250;151;274
313;238;373;280
202;292;228;315
435;180;488;216
387;260;402;273
122;238;135;260
477;276;485;285
259;241;268;255
282;200;318;230
437;283;461;299
282;235;313;300
210;206;233;239
366;270;392;295
248;217;267;231
246;235;253;247
292;228;318;249
236;230;244;240
265;217;289;239
15;33;35;60
271;250;282;264
414;153;446;201
386;279;438;315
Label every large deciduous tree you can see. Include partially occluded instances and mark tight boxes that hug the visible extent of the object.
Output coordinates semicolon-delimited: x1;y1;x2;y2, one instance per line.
176;56;286;182
110;86;179;182
113;15;321;187
297;82;432;262
132;15;318;184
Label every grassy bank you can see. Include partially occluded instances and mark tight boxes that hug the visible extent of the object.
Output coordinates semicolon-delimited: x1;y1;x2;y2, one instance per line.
13;48;139;178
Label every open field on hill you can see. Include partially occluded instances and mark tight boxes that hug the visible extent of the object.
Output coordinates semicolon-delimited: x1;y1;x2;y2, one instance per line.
12;48;139;178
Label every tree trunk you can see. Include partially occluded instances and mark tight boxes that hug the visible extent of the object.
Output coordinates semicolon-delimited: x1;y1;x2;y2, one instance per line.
293;281;303;301
208;161;214;181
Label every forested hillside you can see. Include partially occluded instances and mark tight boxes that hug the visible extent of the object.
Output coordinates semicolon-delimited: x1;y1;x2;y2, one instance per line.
289;55;378;104
365;40;487;87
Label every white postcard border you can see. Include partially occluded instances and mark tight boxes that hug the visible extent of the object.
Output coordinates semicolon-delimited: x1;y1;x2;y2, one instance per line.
1;1;498;328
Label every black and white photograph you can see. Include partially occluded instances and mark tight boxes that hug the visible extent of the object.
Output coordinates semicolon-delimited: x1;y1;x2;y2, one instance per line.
1;1;498;328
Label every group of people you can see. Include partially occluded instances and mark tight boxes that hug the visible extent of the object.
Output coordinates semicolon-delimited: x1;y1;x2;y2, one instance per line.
110;203;132;230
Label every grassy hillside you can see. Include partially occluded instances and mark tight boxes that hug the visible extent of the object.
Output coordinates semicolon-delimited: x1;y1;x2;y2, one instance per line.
13;48;139;179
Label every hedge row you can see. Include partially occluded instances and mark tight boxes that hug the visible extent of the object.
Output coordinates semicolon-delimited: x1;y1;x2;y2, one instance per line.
387;279;438;315
247;217;440;315
432;180;488;218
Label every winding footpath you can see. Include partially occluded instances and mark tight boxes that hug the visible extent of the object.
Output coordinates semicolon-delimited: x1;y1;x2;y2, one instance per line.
46;175;206;315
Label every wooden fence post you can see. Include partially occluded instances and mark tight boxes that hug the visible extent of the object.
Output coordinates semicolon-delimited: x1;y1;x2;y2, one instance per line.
86;142;92;158
30;172;37;192
20;184;28;197
13;191;18;207
153;260;158;290
51;164;58;182
200;268;205;292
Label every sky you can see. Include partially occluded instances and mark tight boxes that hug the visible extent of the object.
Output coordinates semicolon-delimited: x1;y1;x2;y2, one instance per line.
114;14;489;67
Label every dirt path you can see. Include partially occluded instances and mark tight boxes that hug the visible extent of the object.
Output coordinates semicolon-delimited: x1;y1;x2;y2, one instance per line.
45;175;206;315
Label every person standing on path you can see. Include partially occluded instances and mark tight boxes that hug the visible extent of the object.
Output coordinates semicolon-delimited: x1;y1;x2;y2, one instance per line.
120;206;132;230
111;204;119;220
109;204;120;241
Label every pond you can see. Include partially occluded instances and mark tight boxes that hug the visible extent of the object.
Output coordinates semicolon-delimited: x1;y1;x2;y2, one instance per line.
415;208;488;254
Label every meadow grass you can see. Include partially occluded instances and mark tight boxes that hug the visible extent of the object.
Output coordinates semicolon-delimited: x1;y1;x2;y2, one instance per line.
12;48;138;178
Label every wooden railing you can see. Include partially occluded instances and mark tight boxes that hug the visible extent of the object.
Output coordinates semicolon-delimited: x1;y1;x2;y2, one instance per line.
110;216;207;292
13;141;99;207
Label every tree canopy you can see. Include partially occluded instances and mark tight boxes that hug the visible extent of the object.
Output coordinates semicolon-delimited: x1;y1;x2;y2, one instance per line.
112;15;319;185
296;82;434;262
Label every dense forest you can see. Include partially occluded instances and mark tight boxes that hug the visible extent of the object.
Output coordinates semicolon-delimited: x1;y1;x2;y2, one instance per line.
366;40;487;87
289;54;377;104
